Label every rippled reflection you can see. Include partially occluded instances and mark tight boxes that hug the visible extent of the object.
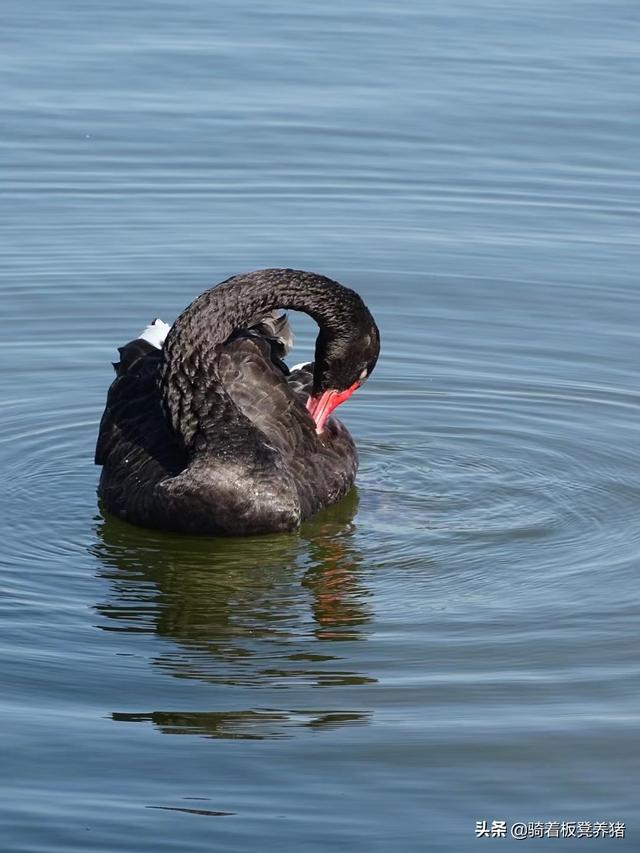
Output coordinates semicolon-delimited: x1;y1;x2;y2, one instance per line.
112;708;371;740
93;489;375;738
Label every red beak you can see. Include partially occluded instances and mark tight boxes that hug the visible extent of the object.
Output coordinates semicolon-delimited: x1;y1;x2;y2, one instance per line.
306;381;360;434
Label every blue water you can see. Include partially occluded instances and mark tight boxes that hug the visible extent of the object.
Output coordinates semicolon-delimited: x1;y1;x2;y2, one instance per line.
2;1;639;850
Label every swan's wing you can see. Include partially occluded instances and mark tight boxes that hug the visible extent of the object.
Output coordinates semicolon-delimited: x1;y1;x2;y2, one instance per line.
95;350;161;465
248;311;293;357
95;321;173;468
112;338;158;377
218;336;316;458
286;362;314;398
218;340;356;520
97;313;292;466
228;311;294;374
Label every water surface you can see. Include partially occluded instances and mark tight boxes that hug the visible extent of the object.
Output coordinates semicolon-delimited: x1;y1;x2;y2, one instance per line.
2;1;639;850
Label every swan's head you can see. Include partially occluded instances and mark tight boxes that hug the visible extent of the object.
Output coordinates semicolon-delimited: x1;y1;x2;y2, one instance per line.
306;316;380;434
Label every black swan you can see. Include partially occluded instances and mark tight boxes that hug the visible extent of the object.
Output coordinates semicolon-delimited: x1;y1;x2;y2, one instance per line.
95;269;380;535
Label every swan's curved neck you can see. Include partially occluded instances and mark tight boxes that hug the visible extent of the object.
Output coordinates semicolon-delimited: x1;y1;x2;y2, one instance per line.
160;269;370;450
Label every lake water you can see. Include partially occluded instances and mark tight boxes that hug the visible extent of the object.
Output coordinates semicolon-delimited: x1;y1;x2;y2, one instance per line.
2;1;639;850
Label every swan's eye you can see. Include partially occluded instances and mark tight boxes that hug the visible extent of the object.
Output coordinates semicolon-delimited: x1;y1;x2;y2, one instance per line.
359;368;368;382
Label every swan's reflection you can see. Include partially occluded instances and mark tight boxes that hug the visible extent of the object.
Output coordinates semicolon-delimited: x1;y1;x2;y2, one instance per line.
92;490;374;739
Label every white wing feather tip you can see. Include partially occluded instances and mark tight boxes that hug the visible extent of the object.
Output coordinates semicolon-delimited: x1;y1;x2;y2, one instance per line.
139;319;171;349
